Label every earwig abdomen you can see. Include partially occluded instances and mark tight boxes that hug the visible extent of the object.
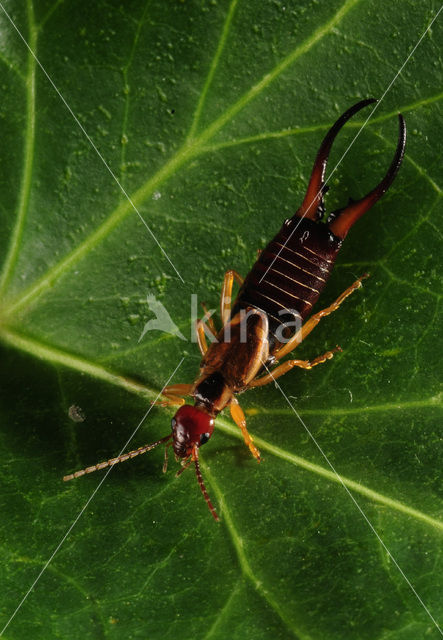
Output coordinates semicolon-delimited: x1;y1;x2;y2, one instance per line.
232;216;342;351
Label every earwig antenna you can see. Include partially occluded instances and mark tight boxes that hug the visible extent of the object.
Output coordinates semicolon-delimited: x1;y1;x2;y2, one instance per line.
163;442;172;473
193;446;220;522
63;434;172;481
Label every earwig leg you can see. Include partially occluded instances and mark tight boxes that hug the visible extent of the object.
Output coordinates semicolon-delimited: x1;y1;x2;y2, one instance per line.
201;302;217;335
196;304;219;355
221;270;244;326
230;397;261;462
152;383;193;407
249;347;341;388
196;307;221;356
163;383;194;396
152;394;186;407
163;442;172;473
196;317;209;355
273;274;368;360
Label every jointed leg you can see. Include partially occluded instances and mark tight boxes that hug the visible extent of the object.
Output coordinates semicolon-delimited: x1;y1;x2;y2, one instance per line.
201;302;217;335
230;397;261;461
220;270;244;326
249;347;341;388
196;318;209;356
273;274;368;360
196;301;222;356
196;307;218;355
163;383;194;396
197;272;244;352
152;383;194;407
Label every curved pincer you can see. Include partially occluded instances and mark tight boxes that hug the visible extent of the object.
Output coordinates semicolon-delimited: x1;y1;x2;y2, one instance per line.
296;99;406;239
328;114;406;239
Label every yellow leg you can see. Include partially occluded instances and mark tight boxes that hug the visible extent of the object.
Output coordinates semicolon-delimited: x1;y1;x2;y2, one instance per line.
152;383;194;407
220;270;244;326
196;303;219;356
249;347;341;388
196;319;208;356
201;302;217;335
152;394;185;407
163;383;194;396
230;397;261;461
273;274;368;360
196;309;216;356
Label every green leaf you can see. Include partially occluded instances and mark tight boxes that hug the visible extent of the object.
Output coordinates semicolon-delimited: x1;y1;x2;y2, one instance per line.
0;1;442;638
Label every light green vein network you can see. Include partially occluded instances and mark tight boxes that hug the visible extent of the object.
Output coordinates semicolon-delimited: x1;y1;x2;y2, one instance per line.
2;0;361;315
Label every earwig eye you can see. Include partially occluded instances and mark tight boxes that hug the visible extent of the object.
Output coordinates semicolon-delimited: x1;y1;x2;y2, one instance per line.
199;433;210;446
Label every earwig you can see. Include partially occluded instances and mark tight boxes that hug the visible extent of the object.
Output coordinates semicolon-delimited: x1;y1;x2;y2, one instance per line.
64;99;406;522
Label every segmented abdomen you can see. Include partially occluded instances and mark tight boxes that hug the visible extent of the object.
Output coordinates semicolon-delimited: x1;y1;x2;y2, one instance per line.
232;215;343;350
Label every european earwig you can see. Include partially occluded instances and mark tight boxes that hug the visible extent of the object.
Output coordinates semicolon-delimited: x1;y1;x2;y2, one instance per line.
64;99;406;522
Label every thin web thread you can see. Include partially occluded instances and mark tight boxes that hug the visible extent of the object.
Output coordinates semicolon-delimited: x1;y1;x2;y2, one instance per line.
0;2;185;284
259;4;443;284
0;358;185;637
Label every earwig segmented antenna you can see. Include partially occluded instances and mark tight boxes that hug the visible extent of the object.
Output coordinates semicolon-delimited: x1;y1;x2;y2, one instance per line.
64;434;220;520
63;434;172;481
193;447;220;522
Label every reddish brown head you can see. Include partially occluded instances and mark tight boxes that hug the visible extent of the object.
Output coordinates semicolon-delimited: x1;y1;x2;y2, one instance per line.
170;404;220;521
171;405;215;458
63;403;220;521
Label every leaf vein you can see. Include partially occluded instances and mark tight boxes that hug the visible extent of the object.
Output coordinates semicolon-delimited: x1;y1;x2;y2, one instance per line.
0;2;37;298
186;0;239;141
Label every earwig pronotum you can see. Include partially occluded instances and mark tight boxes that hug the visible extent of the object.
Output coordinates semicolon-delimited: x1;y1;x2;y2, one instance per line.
64;99;406;522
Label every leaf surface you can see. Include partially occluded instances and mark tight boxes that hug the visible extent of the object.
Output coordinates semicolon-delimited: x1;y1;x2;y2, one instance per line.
0;1;442;639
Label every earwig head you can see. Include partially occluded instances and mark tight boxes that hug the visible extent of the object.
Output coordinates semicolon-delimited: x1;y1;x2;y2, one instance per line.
63;405;220;522
297;99;406;238
171;406;219;521
171;404;215;459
